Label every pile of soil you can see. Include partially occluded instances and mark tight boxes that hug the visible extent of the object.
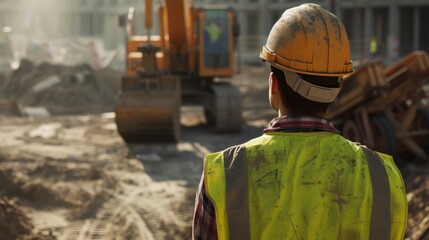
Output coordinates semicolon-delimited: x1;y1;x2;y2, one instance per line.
0;157;119;209
0;197;56;240
0;59;121;115
0;197;34;239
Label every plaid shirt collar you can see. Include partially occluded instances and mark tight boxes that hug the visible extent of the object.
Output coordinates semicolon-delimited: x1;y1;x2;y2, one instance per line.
264;115;340;134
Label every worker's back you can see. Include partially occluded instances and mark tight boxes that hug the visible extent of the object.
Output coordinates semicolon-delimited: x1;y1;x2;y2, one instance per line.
195;4;407;240
204;132;407;240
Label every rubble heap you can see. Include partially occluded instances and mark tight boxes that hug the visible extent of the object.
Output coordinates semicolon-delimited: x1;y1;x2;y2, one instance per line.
0;197;33;239
0;59;121;115
0;197;57;240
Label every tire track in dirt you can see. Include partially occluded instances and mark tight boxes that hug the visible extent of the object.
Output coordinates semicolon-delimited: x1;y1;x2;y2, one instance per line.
61;189;154;240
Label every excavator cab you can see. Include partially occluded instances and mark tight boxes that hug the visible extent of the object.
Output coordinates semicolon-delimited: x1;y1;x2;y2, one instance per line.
115;1;242;143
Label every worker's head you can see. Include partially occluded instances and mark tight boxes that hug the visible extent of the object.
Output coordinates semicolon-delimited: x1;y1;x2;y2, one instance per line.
260;3;353;115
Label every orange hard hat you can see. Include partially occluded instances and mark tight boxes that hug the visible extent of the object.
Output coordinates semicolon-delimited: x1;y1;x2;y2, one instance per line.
260;3;353;77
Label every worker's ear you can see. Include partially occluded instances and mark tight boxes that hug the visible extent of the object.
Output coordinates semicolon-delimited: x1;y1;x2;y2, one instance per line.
269;72;280;111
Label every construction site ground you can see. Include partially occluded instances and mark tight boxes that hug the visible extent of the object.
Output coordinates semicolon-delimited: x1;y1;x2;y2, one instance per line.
0;64;428;240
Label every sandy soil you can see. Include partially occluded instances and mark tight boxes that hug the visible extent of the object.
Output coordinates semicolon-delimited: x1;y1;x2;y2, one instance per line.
0;64;428;239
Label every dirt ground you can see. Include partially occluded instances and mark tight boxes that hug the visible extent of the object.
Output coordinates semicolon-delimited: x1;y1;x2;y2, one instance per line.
0;64;428;239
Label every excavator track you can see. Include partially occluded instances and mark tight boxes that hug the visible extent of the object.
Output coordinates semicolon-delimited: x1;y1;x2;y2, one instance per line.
204;82;242;132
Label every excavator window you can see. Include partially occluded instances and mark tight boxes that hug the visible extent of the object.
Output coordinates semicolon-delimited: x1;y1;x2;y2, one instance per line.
202;10;231;69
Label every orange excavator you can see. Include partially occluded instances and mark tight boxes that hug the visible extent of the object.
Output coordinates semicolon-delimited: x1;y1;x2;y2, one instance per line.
115;0;242;143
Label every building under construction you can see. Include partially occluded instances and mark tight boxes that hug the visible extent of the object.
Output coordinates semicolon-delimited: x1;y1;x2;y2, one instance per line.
0;0;428;64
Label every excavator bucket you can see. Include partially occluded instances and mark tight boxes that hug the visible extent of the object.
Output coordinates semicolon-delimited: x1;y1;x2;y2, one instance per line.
115;74;181;143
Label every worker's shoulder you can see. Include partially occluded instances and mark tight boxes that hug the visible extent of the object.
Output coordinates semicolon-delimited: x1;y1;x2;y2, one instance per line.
330;138;403;183
345;138;395;162
204;135;269;160
346;140;401;174
373;150;403;179
333;134;371;153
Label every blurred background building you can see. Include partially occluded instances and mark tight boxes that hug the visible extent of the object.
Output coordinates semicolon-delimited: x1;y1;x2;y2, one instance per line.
0;0;427;68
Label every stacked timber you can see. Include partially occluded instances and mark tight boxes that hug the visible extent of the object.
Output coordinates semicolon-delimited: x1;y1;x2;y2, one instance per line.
327;51;429;161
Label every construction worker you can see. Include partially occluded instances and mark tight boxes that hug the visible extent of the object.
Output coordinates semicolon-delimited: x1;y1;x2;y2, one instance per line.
193;3;407;240
370;36;378;59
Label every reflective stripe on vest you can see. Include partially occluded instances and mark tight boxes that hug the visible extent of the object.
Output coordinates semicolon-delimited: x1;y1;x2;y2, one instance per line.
223;145;391;240
363;147;391;240
223;145;250;240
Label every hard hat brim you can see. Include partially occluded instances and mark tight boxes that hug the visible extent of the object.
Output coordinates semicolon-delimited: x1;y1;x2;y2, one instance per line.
260;45;354;77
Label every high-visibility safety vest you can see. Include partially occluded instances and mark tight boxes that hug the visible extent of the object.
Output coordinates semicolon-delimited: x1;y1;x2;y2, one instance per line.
204;132;407;240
